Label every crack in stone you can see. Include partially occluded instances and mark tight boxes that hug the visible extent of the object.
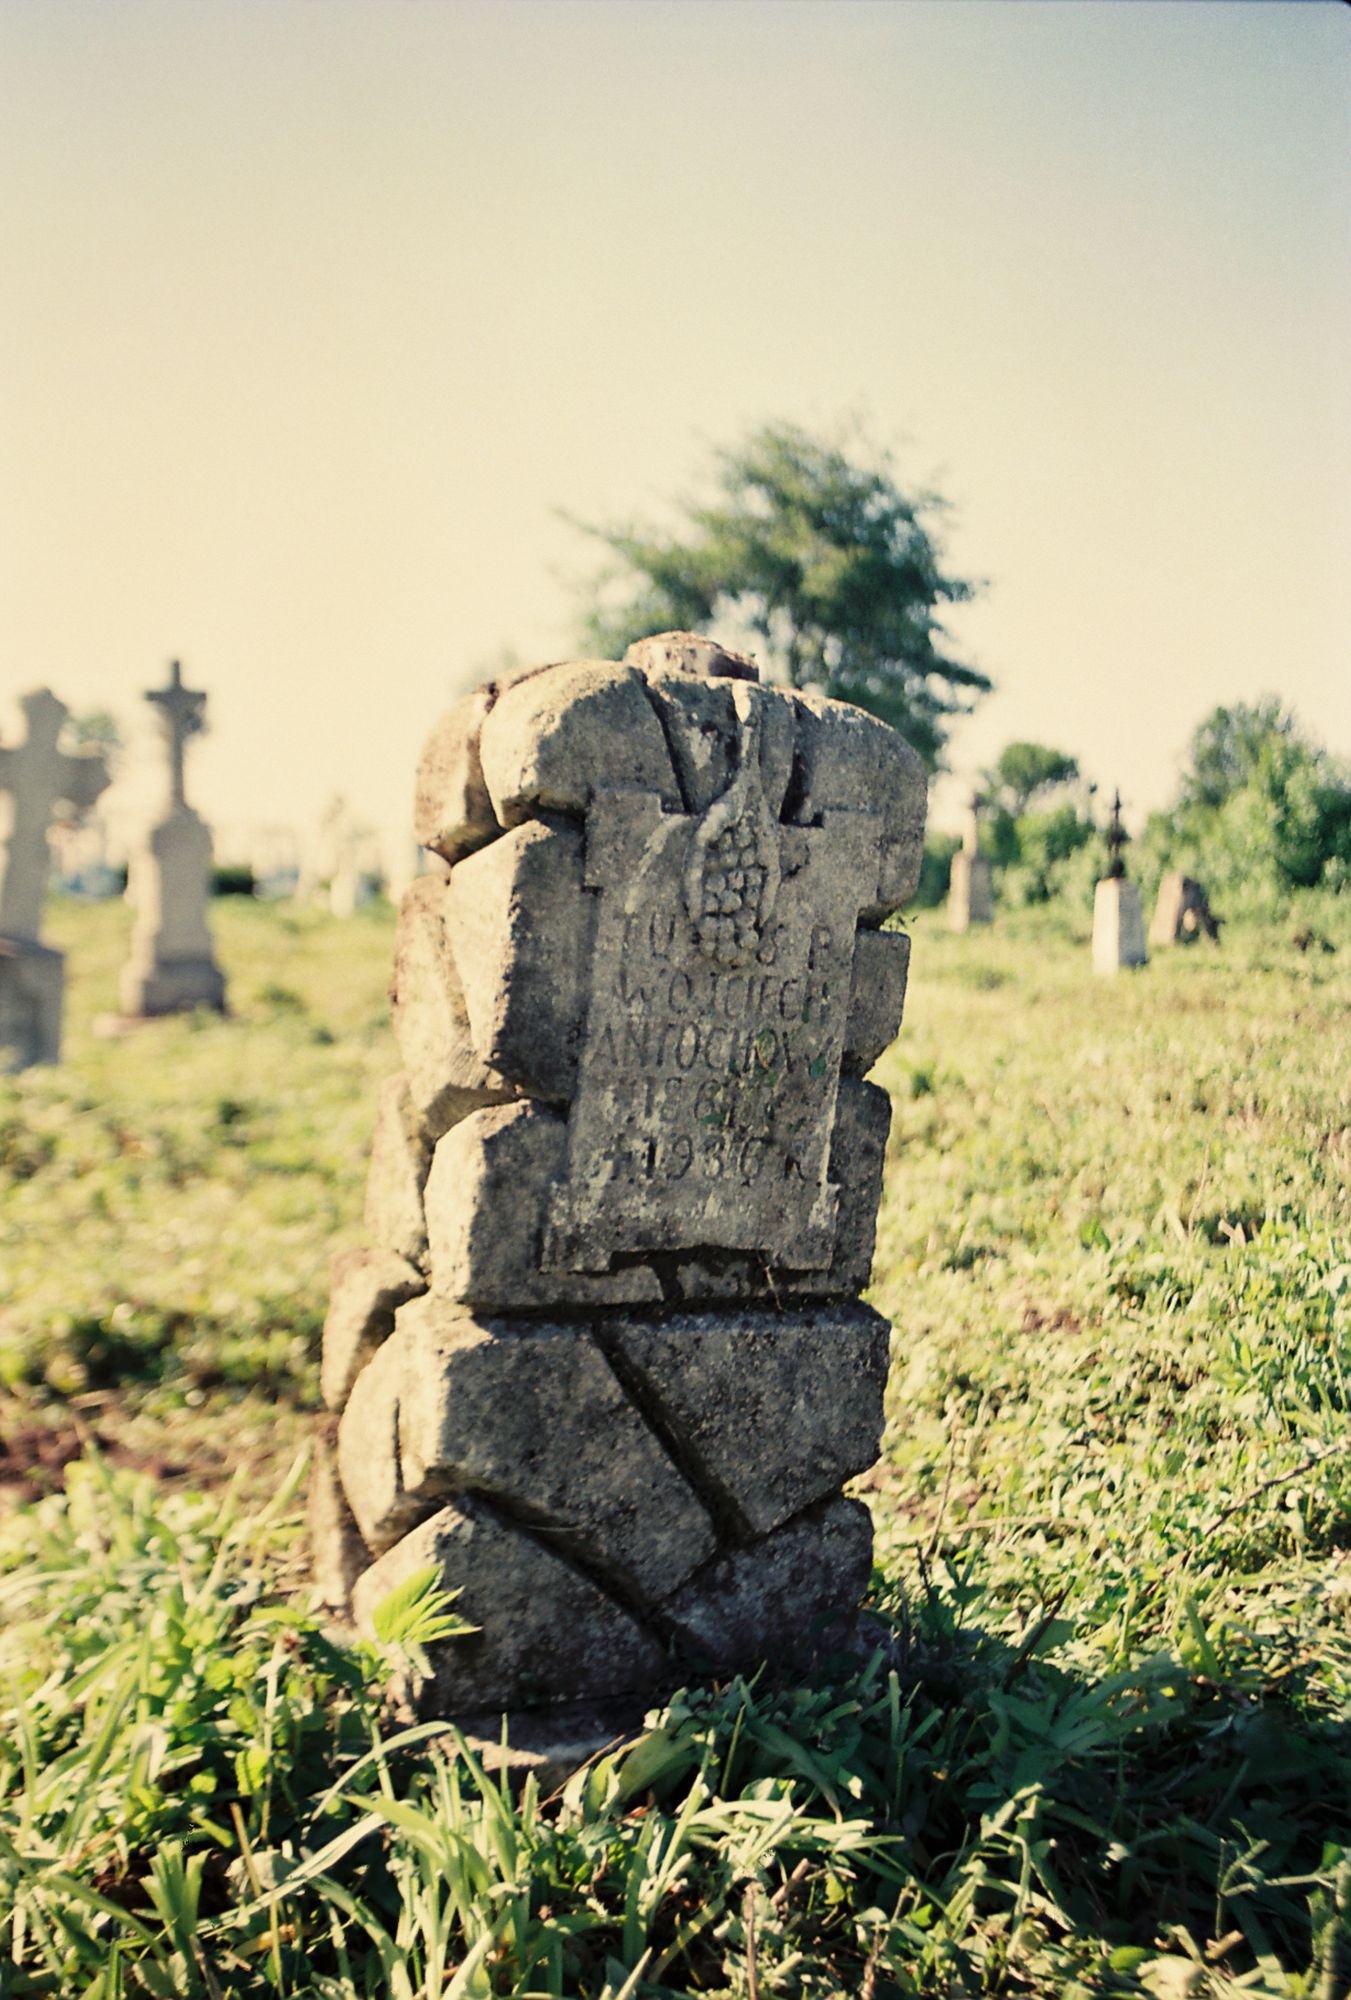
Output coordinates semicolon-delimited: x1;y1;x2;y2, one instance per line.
593;1321;756;1550
638;681;696;815
458;1487;672;1650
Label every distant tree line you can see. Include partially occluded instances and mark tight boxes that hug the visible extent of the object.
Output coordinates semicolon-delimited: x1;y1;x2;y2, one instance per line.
913;703;1351;913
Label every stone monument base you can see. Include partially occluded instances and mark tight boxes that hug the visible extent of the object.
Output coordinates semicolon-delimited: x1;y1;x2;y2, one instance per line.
0;938;63;1068
119;954;227;1018
1092;877;1147;974
947;851;993;930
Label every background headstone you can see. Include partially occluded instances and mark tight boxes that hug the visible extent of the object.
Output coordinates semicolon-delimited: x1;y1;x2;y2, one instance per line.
947;793;993;931
1092;789;1147;974
317;632;927;1729
0;688;110;1066
119;661;227;1016
1150;871;1220;946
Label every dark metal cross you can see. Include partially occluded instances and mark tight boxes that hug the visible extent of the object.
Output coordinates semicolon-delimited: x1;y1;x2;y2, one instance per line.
146;660;207;810
1106;789;1128;879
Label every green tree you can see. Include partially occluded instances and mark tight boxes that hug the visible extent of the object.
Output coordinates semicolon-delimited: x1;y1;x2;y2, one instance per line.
570;420;990;767
985;740;1080;816
1152;697;1351;902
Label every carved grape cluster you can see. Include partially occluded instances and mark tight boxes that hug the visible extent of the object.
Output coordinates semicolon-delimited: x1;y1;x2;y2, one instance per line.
695;816;770;965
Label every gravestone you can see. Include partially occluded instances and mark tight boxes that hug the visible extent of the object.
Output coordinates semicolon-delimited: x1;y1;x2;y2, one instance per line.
120;662;227;1016
1149;871;1220;946
316;633;926;1734
0;689;110;1067
1092;790;1146;974
946;794;993;930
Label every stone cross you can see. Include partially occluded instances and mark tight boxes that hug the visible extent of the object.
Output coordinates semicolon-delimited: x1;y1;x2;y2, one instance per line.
146;660;207;810
0;689;111;942
312;632;929;1750
1106;789;1128;879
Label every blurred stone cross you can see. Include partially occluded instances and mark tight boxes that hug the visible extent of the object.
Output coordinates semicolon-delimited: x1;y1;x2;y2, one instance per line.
0;688;111;944
147;659;207;810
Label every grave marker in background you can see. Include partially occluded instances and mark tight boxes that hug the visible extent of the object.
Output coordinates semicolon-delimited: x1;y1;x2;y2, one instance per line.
0;688;110;1067
1092;789;1147;974
119;661;227;1016
315;633;926;1742
947;793;993;930
1150;870;1220;946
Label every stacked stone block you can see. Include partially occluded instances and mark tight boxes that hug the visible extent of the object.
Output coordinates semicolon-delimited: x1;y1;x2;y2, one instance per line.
317;633;926;1717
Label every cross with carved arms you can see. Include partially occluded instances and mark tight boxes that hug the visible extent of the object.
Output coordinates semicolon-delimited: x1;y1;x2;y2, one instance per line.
0;689;111;942
146;660;208;810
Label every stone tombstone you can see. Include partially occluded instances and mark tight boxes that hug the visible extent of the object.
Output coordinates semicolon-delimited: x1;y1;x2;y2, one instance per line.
315;632;926;1732
120;661;227;1017
946;793;993;931
0;688;110;1068
1092;789;1146;975
1149;871;1220;947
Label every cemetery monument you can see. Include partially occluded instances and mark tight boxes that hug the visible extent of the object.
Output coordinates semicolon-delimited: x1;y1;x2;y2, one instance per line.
1092;790;1147;974
1150;870;1220;946
315;632;926;1731
119;660;227;1017
947;792;993;930
0;688;111;1068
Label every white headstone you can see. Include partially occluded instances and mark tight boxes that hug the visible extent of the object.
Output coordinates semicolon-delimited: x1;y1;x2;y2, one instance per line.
119;661;227;1016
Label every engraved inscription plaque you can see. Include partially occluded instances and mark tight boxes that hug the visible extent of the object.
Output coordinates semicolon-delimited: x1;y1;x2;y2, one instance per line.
544;698;881;1274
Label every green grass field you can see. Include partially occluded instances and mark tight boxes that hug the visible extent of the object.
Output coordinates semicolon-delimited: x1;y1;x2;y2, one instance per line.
2;893;1348;1997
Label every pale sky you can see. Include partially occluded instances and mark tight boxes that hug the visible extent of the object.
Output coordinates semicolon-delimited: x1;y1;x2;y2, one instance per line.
2;0;1347;858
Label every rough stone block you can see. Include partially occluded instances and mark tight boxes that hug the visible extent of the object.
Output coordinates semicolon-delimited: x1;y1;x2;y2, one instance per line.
800;1077;892;1298
792;693;927;920
448;822;593;1102
394;1293;715;1599
363;1076;433;1269
477;661;680;826
321;1245;426;1412
413;686;502;865
391;877;517;1134
603;1304;890;1538
351;1498;666;1711
624;632;759;683
337;1335;435;1554
424;1103;661;1311
308;1420;369;1613
663;1498;874;1672
843;928;910;1074
640;676;796;818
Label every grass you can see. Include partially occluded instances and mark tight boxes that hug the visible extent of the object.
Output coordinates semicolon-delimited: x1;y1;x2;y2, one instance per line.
1;890;1349;1996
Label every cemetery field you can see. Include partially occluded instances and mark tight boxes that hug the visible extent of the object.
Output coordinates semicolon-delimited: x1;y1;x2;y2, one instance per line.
2;893;1350;1997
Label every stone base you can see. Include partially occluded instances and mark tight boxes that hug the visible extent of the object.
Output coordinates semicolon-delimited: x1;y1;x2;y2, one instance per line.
119;955;228;1017
325;1299;889;1714
947;851;993;930
1092;877;1146;974
0;939;64;1068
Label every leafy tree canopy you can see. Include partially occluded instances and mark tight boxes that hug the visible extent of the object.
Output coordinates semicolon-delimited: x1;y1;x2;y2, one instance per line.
1149;697;1351;901
1179;697;1299;812
570;420;990;768
985;740;1080;817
